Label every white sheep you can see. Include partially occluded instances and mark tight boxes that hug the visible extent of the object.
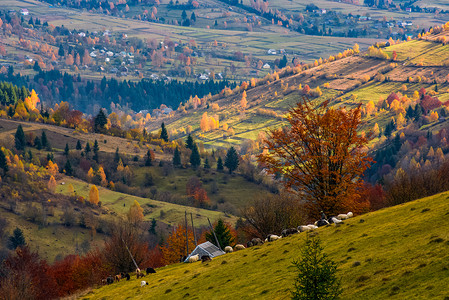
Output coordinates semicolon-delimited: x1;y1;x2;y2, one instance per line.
307;224;318;230
234;244;246;251
347;212;354;218
298;225;311;232
331;217;342;224
337;214;348;220
224;246;233;253
188;254;199;263
267;234;281;242
141;281;148;287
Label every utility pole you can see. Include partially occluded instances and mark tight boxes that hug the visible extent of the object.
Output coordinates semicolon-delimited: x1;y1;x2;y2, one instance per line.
207;217;222;251
191;212;197;246
185;211;189;256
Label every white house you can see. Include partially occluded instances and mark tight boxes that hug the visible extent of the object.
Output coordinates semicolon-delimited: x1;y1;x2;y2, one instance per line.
263;63;271;69
267;49;276;55
20;9;29;16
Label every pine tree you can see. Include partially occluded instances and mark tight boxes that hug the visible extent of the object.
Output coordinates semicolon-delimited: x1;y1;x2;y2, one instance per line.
8;227;26;250
204;157;210;169
64;159;73;176
114;147;120;163
41;130;49;149
0;148;8;173
186;134;194;150
64;143;70;156
76;140;82;150
217;157;224;171
292;238;342;300
191;12;196;22
414;104;423;121
205;219;234;249
85;142;91;155
160;122;169;142
94;109;108;132
58;44;65;57
225;146;239;174
173;146;181;167
33;61;41;72
145;150;153;166
14;125;26;151
149;218;157;235
190;143;201;168
181;9;187;19
93;140;99;162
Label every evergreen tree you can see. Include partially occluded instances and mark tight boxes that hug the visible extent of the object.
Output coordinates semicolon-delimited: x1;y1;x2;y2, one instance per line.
47;153;54;162
224;146;239;174
33;61;41;72
217;157;224;171
414;104;423;121
94;109;108;132
0;148;8;173
186;134;194;150
394;133;401;151
181;9;187;19
34;137;42;150
173;146;181;167
384;122;393;138
292;238;342;300
145;150;153;166
64;159;73;176
7;106;14;118
27;149;33;161
64;143;70;156
160;122;169;142
279;55;288;68
85;142;91;155
8;227;26;250
204;157;210;169
406;105;414;120
190;143;201;168
41;131;49;149
58;44;65;56
205;219;234;249
114;147;121;163
93;140;99;162
149;218;157;235
76;140;82;150
191;12;196;22
14;125;26;151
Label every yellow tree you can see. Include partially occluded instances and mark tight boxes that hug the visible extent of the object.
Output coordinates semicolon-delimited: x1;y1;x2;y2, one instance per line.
89;185;99;205
240;90;247;110
127;200;144;224
258;97;372;217
160;225;195;265
48;175;57;193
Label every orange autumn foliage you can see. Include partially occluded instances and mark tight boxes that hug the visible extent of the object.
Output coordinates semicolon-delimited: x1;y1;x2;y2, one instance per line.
258;97;372;217
160;225;196;265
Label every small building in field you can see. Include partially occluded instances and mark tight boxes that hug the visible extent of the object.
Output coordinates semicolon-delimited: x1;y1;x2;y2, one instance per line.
184;241;225;262
20;9;29;16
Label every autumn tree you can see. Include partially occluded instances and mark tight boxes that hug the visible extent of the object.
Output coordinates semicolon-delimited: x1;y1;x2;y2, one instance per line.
127;200;144;224
48;175;57;193
89;185;99;205
160;224;195;265
258;97;372;217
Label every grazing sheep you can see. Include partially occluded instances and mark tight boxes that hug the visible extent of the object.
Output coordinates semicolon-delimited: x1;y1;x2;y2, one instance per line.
224;246;233;253
337;214;348;220
307;224;318;230
252;238;264;246
125;273;130;280
298;225;311;232
106;276;114;285
201;255;212;263
234;244;246;251
267;234;281;242
347;212;354;218
188;254;199;263
101;279;107;285
115;274;121;282
281;228;299;237
146;267;156;274
330;217;342;224
141;281;148;287
136;269;145;279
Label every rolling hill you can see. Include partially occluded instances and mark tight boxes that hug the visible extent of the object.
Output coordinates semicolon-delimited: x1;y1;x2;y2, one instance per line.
80;190;449;299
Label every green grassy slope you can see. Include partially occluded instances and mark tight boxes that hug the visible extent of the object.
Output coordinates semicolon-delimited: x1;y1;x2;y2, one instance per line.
56;177;237;227
81;191;449;299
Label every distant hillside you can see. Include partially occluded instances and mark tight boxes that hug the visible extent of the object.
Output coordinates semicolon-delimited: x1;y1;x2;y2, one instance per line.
81;190;449;299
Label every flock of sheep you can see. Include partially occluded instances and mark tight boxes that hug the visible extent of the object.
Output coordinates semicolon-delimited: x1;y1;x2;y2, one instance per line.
102;267;156;286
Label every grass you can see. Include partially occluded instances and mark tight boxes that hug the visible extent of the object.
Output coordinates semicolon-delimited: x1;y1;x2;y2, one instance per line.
56;177;237;227
81;190;449;299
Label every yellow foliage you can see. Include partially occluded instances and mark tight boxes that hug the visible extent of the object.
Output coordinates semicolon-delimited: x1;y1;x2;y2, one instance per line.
48;175;57;193
89;185;99;205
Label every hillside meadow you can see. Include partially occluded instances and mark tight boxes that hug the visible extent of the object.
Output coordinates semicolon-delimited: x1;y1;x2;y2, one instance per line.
81;190;449;299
